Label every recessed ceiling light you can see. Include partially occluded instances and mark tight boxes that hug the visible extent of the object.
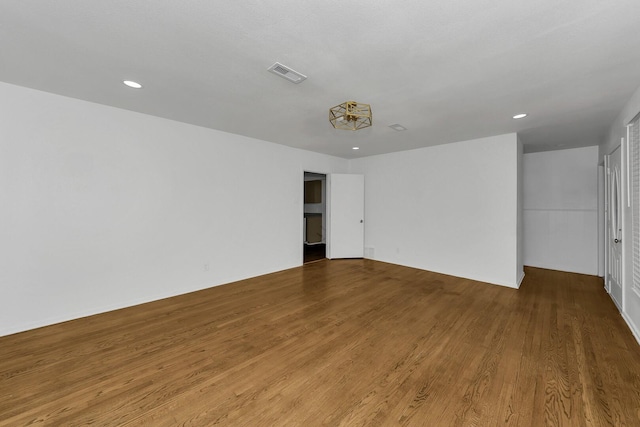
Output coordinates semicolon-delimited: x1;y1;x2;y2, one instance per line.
512;113;527;119
389;124;407;131
123;80;142;89
352;147;360;150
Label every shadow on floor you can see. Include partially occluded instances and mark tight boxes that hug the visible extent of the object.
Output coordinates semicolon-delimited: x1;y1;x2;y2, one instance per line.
304;243;326;263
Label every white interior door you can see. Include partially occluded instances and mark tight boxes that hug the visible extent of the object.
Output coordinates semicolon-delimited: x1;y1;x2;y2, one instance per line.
327;174;364;259
607;146;623;306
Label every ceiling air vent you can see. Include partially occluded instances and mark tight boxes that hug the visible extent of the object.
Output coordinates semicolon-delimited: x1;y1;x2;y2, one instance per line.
267;62;307;84
389;124;407;131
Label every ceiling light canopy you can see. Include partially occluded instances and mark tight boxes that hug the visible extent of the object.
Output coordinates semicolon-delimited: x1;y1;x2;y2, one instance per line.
512;113;527;119
329;101;372;131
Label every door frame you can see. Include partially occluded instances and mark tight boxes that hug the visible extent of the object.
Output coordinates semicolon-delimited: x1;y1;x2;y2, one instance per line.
302;170;327;263
300;170;365;264
603;155;610;292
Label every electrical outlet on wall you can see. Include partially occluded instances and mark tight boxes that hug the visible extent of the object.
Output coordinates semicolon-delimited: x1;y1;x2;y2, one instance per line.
204;264;210;271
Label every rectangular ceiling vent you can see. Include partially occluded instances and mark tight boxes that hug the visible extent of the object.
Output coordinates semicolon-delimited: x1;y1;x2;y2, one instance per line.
389;124;407;131
267;62;307;84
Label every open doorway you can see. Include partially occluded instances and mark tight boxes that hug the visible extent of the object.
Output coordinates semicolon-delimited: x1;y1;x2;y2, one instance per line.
303;172;326;263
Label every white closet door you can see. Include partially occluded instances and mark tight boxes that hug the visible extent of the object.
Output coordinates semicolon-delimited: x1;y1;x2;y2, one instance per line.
607;146;623;307
327;174;364;259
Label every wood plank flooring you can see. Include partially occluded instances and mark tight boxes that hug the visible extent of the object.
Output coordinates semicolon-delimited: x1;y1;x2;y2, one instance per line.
1;261;640;426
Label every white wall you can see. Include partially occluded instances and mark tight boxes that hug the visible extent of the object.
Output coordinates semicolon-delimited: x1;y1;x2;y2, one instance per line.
600;84;640;162
350;133;522;288
522;146;599;275
517;137;524;284
0;82;348;336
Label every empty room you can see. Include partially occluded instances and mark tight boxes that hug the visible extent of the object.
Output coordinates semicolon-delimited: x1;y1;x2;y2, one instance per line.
2;1;640;426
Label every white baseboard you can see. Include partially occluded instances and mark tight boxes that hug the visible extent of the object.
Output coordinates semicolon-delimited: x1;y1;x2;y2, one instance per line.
516;271;525;289
622;312;640;346
611;293;623;312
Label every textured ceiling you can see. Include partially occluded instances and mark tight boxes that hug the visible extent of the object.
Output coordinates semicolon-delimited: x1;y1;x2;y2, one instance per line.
1;0;639;158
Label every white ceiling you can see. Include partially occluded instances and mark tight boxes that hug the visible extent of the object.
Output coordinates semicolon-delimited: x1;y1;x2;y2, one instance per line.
2;1;640;159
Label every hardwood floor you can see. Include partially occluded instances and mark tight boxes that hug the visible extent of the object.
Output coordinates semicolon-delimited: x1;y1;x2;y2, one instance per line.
1;261;640;426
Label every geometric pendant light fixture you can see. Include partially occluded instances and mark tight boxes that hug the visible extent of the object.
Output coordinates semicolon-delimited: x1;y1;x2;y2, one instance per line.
329;101;372;130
